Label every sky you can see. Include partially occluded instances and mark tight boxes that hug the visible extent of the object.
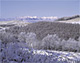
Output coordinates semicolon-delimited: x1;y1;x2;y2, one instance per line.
0;0;80;18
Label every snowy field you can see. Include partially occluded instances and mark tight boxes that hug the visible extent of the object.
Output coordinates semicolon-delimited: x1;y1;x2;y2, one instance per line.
32;50;80;63
59;21;80;24
58;17;80;24
0;42;80;63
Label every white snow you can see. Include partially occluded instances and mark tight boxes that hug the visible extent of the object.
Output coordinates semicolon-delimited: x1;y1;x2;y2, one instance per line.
59;21;80;24
0;41;80;63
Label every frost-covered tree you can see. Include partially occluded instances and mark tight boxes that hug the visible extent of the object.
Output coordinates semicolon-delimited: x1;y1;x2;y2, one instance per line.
77;37;80;51
78;37;80;41
0;40;2;51
0;40;2;63
18;32;41;49
62;38;79;52
42;34;61;50
26;32;37;48
18;32;27;42
0;32;18;43
42;34;80;52
25;32;42;49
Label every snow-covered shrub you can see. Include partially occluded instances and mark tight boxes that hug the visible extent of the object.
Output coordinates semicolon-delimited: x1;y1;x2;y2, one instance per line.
0;42;33;63
0;28;5;32
42;34;61;50
25;32;38;48
78;37;80;41
0;32;18;43
42;34;80;52
0;40;2;51
0;40;2;63
62;38;79;52
18;32;27;42
18;32;80;52
77;37;80;51
25;32;44;49
77;42;80;52
18;32;41;49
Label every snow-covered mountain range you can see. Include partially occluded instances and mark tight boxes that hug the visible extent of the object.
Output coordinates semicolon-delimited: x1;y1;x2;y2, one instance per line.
0;15;80;24
0;16;58;22
18;16;58;20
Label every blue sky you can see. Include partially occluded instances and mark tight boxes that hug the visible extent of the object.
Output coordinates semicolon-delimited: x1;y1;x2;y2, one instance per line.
0;0;79;18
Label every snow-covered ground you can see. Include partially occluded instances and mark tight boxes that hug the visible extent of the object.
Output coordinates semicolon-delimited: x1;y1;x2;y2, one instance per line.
0;42;80;63
58;18;80;24
32;50;80;63
0;20;30;26
70;21;80;24
59;21;80;24
4;48;80;63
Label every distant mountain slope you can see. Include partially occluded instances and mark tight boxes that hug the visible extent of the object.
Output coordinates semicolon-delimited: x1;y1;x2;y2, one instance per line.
59;17;80;24
0;20;30;29
0;16;58;22
56;15;80;24
56;15;80;21
55;15;80;24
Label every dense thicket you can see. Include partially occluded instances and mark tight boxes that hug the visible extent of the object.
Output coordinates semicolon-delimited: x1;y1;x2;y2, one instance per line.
0;31;80;52
5;22;80;40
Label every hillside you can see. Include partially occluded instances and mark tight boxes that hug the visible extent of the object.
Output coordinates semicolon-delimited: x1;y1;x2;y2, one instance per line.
56;15;80;21
59;17;80;24
6;21;80;41
55;15;80;24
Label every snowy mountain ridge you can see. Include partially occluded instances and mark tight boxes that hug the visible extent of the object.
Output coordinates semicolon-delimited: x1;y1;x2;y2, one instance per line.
0;16;58;21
